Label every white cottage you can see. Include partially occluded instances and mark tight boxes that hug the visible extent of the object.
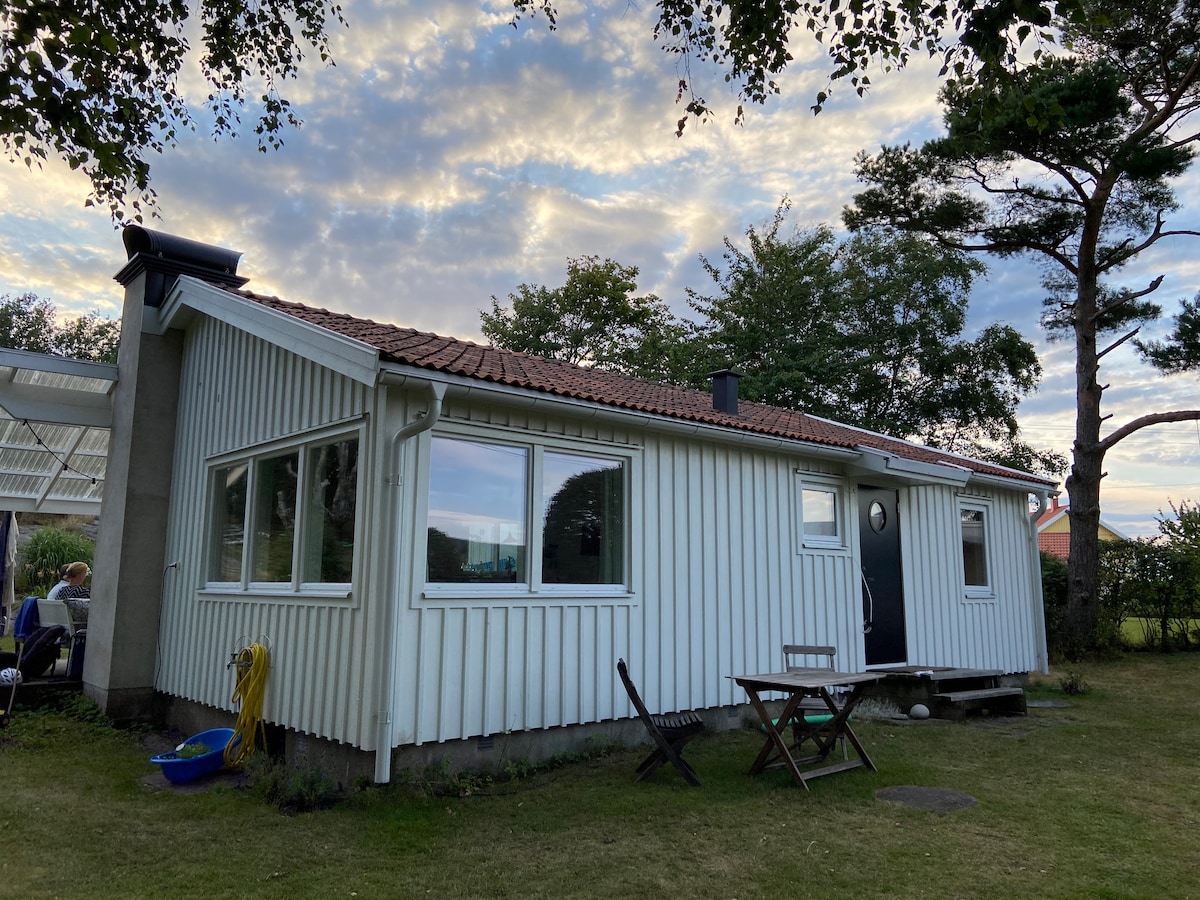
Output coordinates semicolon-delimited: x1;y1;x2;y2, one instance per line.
85;227;1055;782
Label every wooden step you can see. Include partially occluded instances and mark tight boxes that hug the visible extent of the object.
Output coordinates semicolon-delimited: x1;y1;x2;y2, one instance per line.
931;686;1027;720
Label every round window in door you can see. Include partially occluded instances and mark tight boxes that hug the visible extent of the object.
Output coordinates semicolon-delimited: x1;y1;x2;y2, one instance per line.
868;500;887;533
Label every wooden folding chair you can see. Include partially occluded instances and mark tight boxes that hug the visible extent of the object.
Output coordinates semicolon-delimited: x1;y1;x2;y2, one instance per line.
617;658;705;787
783;644;849;760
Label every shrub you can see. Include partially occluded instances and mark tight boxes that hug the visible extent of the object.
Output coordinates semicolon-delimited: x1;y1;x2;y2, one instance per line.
18;526;94;595
244;754;340;813
1059;672;1090;696
1041;551;1069;659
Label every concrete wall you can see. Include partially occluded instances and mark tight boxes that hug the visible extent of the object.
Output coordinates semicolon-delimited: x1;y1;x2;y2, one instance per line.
86;274;184;720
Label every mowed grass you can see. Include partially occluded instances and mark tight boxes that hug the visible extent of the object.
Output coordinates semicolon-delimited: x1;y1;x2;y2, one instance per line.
2;652;1199;899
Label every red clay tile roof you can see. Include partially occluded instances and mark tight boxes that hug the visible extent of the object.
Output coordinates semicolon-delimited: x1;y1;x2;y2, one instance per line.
238;290;1055;487
1039;533;1071;559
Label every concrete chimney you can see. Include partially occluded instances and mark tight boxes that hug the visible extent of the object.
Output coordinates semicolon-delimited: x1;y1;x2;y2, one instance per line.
86;227;246;721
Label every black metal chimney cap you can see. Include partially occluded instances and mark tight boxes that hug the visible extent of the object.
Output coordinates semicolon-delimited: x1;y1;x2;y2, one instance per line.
121;225;243;273
115;225;248;307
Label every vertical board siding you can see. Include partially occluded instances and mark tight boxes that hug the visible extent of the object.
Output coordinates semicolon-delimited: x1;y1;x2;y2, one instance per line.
902;485;1040;673
159;323;1042;753
158;317;380;747
392;403;1043;746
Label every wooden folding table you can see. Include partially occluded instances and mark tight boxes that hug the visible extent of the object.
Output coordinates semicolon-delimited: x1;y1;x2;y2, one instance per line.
732;669;885;790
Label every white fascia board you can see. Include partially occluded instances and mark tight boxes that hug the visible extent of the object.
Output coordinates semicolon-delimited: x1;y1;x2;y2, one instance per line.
966;470;1059;494
1102;519;1132;541
379;364;863;461
2;495;103;515
806;411;1056;490
851;447;973;486
157;276;381;386
0;381;113;428
0;348;118;383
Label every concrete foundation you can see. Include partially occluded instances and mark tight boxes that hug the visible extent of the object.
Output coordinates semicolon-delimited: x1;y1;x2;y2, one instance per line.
157;694;755;790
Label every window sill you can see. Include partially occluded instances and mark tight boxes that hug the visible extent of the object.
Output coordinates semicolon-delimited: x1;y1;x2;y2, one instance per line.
422;585;636;603
962;590;996;603
199;585;354;603
800;539;847;552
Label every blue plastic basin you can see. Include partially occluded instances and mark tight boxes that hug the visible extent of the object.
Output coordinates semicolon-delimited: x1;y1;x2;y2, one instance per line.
150;727;236;784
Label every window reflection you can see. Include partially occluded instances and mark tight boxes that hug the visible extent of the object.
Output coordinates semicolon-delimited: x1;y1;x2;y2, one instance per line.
212;463;247;581
542;452;623;584
961;507;988;587
253;452;299;582
426;437;626;587
427;437;527;583
302;438;358;582
802;488;838;537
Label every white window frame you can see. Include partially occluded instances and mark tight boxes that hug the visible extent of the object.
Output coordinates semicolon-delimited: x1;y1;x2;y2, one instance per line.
422;428;635;601
795;471;847;552
959;498;994;599
203;424;362;598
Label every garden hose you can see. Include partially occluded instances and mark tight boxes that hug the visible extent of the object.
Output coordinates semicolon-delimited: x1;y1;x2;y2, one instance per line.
225;642;269;768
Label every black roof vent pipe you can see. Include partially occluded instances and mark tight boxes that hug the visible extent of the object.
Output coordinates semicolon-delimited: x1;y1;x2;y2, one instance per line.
114;225;248;307
710;368;742;415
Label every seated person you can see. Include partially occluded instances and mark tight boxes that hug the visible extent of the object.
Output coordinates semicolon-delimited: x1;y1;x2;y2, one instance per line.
47;561;90;628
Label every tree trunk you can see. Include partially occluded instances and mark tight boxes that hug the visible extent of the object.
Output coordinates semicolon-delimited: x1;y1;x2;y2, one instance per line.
1064;204;1107;660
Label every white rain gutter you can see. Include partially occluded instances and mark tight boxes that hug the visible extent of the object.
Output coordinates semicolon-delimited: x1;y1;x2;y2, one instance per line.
373;377;445;784
376;364;862;462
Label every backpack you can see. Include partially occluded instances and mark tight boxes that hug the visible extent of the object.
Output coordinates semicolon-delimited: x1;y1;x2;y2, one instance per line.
19;625;67;678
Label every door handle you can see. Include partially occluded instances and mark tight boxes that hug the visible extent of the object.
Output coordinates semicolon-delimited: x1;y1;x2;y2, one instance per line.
860;567;874;634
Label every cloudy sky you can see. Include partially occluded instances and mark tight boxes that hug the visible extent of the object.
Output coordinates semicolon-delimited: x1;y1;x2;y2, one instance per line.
0;0;1197;536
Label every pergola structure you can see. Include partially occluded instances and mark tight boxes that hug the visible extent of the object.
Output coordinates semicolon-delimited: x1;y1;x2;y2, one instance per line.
0;348;115;515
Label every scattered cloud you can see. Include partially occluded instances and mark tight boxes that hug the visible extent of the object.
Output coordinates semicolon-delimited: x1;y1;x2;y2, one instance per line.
0;0;1196;534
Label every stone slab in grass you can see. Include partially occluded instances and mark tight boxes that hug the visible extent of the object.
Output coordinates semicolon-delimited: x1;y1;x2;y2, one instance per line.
876;785;978;812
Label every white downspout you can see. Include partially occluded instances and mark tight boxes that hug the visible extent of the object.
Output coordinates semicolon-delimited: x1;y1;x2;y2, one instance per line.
1029;491;1051;674
374;379;445;783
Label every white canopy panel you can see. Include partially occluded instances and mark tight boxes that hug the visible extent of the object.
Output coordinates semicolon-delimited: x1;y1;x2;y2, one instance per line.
0;349;115;514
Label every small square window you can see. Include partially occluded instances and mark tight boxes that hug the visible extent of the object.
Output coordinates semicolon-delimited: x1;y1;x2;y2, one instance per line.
797;477;844;550
803;488;838;537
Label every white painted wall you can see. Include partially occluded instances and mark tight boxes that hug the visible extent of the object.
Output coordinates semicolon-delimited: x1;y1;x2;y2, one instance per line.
157;317;385;747
385;391;1044;748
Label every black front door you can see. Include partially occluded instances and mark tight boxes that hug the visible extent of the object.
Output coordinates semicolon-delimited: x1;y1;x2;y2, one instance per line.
859;485;906;666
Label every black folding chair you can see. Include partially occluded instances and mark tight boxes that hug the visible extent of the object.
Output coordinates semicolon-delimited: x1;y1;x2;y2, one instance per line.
617;658;705;786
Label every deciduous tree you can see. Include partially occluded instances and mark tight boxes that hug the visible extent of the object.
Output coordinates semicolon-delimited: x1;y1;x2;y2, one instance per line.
843;0;1200;657
481;256;690;381
686;205;1059;471
0;0;344;220
512;0;1088;131
0;293;119;363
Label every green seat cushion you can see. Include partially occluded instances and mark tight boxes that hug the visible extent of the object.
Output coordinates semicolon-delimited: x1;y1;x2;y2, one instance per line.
760;712;841;732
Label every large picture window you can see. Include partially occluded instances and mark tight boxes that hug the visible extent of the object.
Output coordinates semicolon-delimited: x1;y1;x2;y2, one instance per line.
426;435;627;591
209;433;359;588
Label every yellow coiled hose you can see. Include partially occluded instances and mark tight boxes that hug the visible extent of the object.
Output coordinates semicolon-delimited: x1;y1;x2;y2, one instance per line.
225;642;269;768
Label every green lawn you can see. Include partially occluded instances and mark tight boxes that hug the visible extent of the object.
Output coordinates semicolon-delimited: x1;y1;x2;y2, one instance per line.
2;652;1199;899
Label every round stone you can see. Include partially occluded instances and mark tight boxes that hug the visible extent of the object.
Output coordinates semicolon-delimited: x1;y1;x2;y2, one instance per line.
909;703;930;719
